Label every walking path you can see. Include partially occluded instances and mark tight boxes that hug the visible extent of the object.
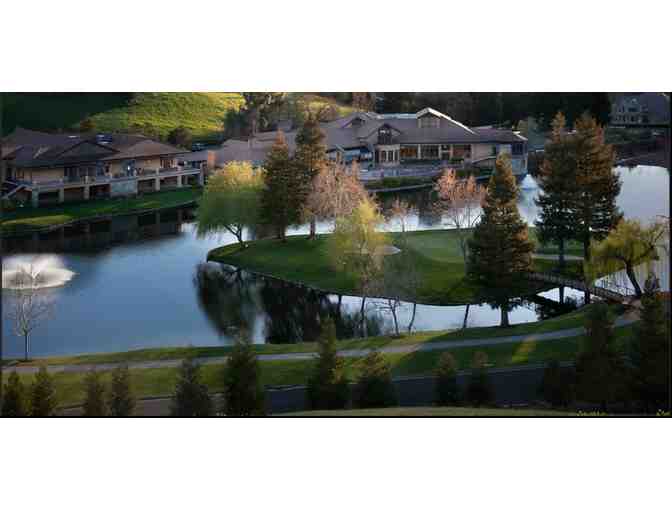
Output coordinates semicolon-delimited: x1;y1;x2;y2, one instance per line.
6;312;639;375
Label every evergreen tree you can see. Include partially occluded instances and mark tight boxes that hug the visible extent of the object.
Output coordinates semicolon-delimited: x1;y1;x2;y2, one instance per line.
539;360;574;408
466;351;493;407
435;352;460;406
171;358;213;417
534;112;578;272
630;275;670;412
468;154;534;326
82;369;108;417
108;366;136;417
30;366;57;417
570;113;622;302
354;350;397;408
260;131;302;241
306;319;350;410
293;113;328;239
2;371;29;417
575;303;628;411
222;337;265;416
167;126;192;149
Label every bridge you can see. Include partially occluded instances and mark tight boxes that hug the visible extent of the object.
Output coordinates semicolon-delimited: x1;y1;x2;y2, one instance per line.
525;271;633;303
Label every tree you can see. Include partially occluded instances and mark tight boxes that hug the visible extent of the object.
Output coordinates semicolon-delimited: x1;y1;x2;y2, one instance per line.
2;371;29;417
241;93;285;135
303;161;369;229
306;319;350;410
468;155;534;327
30;366;57;417
260;131;302;241
294;112;328;239
171;358;213;417
539;360;574;408
534;112;578;272
328;199;390;336
197;161;265;247
79;116;96;133
466;351;493;407
587;219;668;298
82;369;108;417
108;366;136;417
352;92;374;111
5;264;54;361
434;169;486;265
575;303;628;411
629;275;670;412
222;336;265;416
570;113;622;302
167;126;192;149
435;352;460;406
354;351;397;408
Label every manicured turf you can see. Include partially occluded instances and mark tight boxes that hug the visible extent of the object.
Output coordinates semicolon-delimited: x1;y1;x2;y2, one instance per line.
208;230;583;305
282;407;574;417
1;188;202;234
15;325;635;408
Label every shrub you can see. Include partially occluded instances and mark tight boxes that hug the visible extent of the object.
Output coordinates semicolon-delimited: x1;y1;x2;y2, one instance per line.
354;351;397;408
108;366;136;417
167;126;192;149
435;352;460;405
30;366;57;417
307;319;350;410
2;371;29;417
222;337;265;416
539;360;575;408
82;369;108;417
171;358;213;417
466;351;493;407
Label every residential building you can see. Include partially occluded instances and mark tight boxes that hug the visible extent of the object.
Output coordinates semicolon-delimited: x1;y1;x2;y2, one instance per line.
215;107;528;179
2;128;204;207
610;93;670;127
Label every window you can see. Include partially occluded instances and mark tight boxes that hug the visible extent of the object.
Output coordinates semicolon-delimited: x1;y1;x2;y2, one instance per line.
512;142;524;156
378;127;392;145
421;145;439;159
400;145;418;160
452;144;471;160
491;145;498;157
160;157;173;169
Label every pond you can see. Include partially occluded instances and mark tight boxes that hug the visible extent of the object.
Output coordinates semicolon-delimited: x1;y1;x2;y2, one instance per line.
1;165;669;358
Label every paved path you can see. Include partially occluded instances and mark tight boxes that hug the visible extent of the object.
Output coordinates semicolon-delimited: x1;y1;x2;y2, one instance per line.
6;313;639;375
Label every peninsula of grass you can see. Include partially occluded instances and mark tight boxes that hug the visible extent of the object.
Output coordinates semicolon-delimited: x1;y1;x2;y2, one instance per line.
208;229;584;305
15;324;635;409
1;188;202;235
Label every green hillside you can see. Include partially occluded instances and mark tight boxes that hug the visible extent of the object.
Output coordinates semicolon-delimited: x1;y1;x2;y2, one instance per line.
1;92;244;141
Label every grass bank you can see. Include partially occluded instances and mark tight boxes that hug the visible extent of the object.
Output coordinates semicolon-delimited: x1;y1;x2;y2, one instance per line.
1;188;202;234
15;325;635;408
208;230;583;305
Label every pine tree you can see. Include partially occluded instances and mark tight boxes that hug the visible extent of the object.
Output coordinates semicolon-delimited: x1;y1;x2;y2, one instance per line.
468;154;534;326
466;351;493;407
2;371;29;417
108;366;136;417
354;350;397;408
575;303;628;411
306;318;350;410
570;113;622;302
260;131;302;241
294;113;328;239
171;358;213;417
435;352;460;406
630;275;670;412
222;337;265;416
30;366;57;417
534;112;578;272
82;369;108;417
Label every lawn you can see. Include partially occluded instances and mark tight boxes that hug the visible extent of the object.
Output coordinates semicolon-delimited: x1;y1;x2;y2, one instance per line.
208;230;584;305
15;325;635;409
281;407;574;417
1;188;202;234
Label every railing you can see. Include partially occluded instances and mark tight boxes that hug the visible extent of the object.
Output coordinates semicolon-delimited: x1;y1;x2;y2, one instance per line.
525;271;632;303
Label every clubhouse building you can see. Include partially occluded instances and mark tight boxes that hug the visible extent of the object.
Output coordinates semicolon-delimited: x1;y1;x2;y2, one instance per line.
2;128;204;207
217;107;529;178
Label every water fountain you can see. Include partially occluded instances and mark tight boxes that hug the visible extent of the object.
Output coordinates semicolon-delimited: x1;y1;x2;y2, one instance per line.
2;255;76;290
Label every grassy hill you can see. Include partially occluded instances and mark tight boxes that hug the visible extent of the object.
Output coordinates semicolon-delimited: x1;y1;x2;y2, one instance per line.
2;92;244;142
1;92;355;142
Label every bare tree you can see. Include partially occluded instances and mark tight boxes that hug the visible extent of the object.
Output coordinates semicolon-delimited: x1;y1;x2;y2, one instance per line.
434;169;486;265
6;265;54;361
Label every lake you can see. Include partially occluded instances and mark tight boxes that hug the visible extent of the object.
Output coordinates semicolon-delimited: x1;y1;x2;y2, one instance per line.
2;165;669;358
